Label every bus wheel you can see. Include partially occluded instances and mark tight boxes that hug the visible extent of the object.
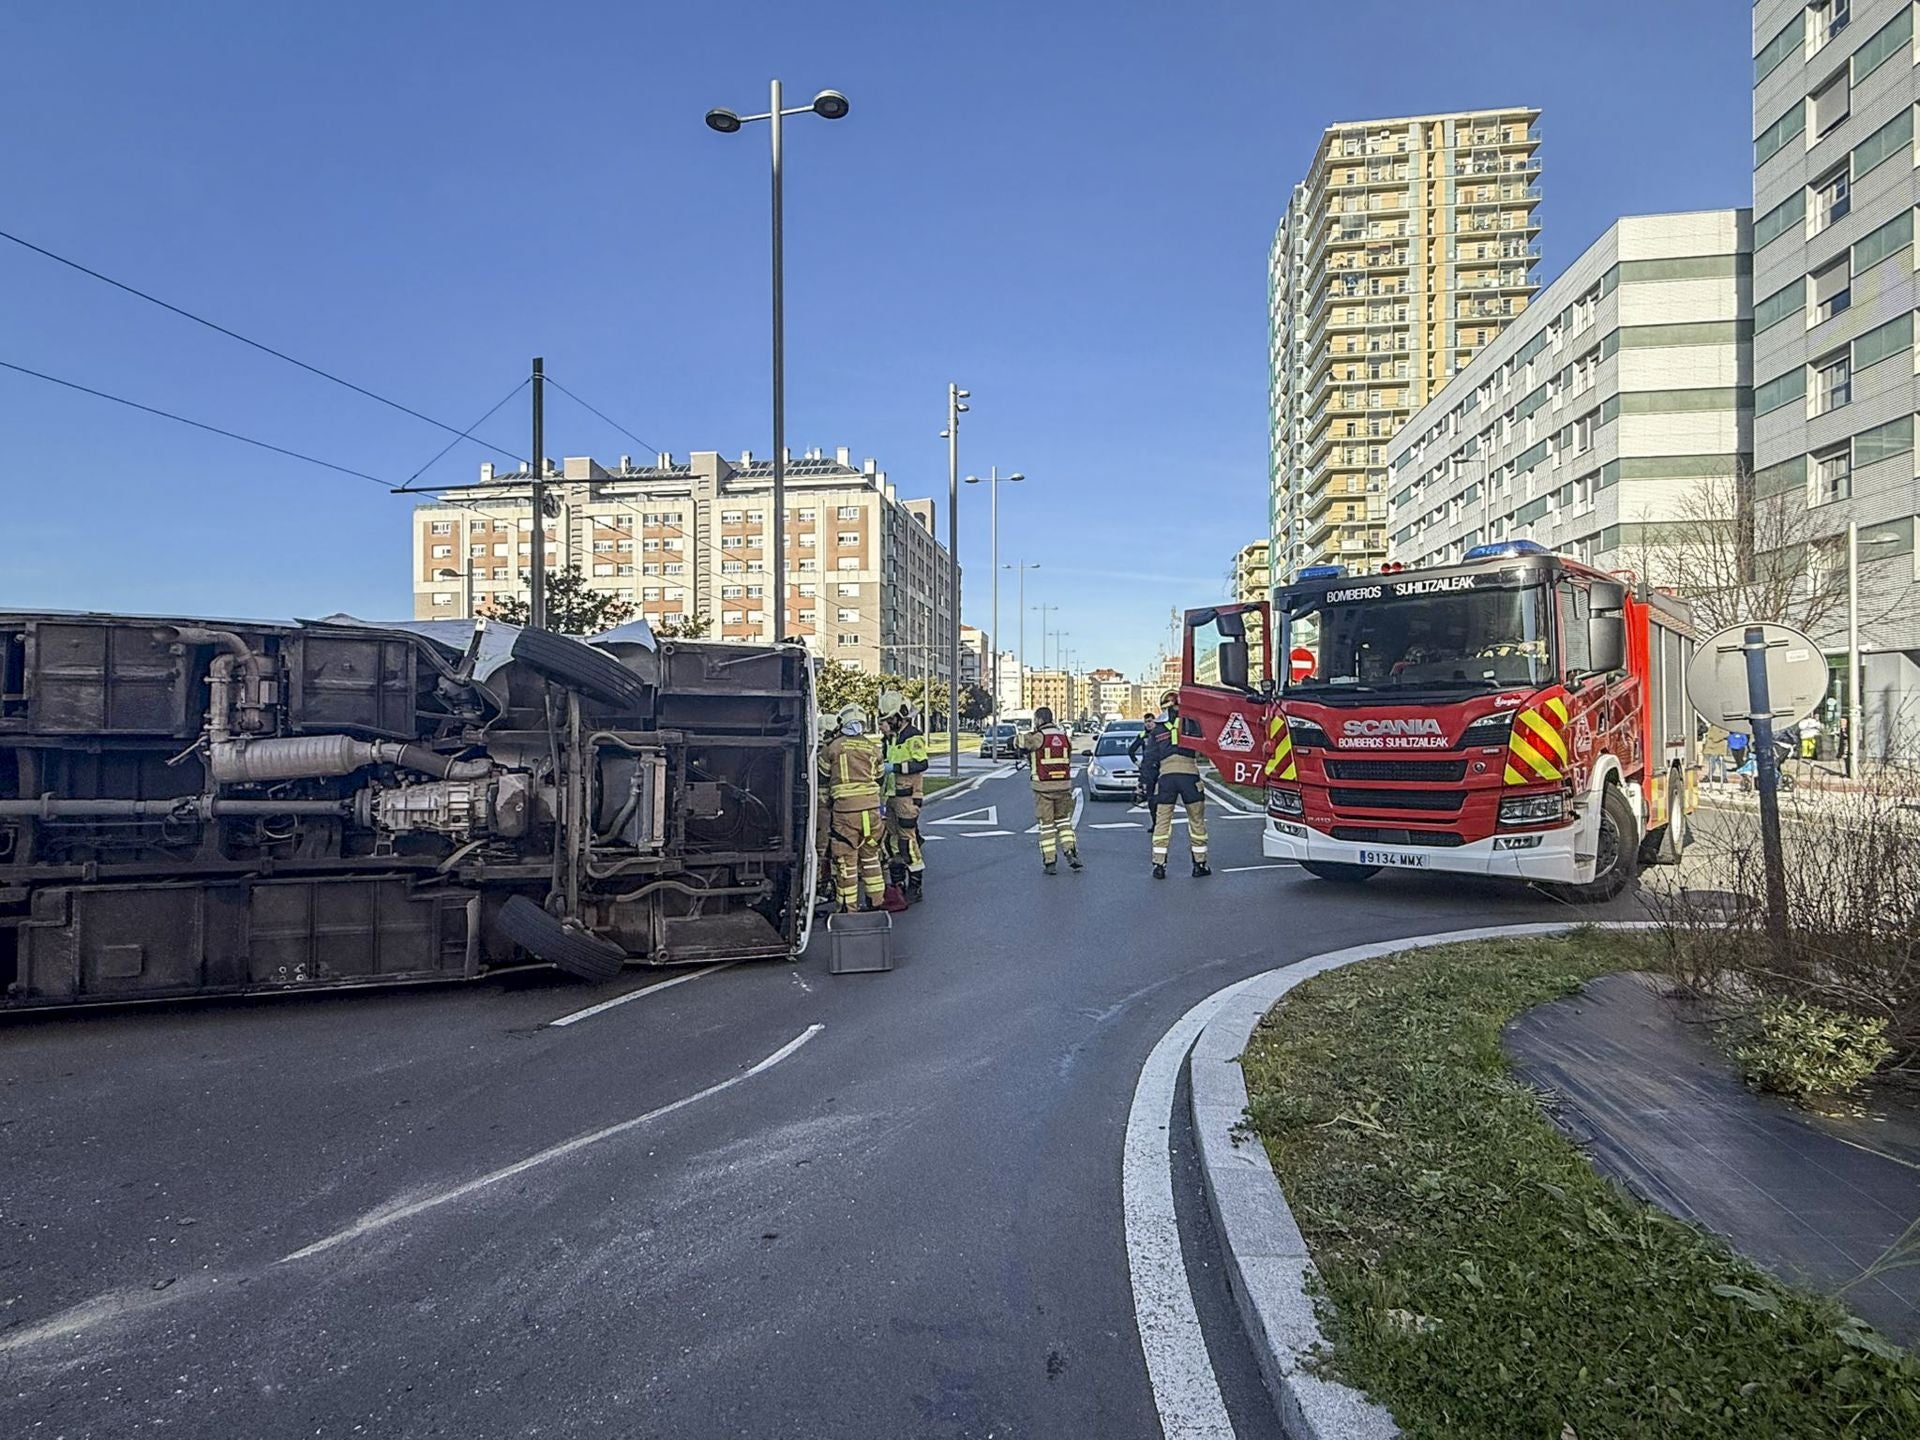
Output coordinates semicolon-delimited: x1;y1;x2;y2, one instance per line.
1547;785;1640;903
1300;861;1381;884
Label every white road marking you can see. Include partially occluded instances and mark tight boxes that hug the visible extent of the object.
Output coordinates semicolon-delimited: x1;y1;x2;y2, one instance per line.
1123;982;1251;1439
928;804;1000;827
547;962;733;1027
279;1024;825;1264
964;829;1017;837
1222;863;1294;873
1090;822;1141;830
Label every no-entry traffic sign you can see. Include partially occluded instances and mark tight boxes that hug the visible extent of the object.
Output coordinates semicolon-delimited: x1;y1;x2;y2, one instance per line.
1289;647;1315;683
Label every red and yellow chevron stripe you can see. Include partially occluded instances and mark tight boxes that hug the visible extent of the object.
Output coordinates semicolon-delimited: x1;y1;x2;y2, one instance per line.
1504;688;1570;784
1263;713;1297;781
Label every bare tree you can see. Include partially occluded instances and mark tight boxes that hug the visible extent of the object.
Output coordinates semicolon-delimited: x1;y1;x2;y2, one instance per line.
1623;467;1864;637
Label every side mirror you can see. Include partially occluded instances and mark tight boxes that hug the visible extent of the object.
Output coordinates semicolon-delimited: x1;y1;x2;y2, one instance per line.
1588;615;1625;674
1218;638;1250;691
1589;579;1627;616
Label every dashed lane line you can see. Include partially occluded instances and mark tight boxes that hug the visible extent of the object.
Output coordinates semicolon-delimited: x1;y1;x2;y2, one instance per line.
279;1024;825;1264
547;962;733;1027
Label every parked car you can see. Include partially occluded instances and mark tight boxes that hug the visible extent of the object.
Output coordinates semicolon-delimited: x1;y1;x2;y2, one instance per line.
979;722;1021;759
1084;731;1142;800
0;611;816;1010
1098;719;1146;747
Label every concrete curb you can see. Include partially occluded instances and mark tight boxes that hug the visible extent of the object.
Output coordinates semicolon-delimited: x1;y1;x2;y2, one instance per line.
918;765;1011;810
1188;921;1656;1440
1201;776;1260;814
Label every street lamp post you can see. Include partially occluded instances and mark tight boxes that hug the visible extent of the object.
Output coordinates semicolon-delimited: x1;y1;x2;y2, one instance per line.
706;81;850;646
940;383;969;776
1006;561;1039;709
434;566;473;620
965;465;1026;721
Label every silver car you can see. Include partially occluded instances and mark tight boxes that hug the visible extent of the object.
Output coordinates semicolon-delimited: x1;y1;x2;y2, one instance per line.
1084;730;1142;799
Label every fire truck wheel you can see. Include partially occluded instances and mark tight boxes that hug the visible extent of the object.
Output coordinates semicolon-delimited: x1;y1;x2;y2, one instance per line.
1299;860;1381;884
497;895;629;982
1639;770;1685;867
1547;784;1640;904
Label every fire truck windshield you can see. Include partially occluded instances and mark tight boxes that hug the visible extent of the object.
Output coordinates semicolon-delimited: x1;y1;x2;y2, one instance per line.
1284;580;1553;698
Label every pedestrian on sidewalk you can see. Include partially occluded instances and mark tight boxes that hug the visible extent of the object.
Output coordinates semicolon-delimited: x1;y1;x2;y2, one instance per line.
1014;706;1081;875
1727;728;1750;787
1703;724;1731;787
818;704;887;912
1133;690;1210;880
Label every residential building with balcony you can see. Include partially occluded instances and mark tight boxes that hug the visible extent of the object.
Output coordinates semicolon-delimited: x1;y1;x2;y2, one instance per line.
1269;108;1543;580
1232;539;1272;603
410;447;957;682
1386;210;1753;580
1752;0;1920;752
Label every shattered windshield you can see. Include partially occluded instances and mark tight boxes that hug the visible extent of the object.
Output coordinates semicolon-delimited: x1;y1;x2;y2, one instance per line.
1284;582;1553;696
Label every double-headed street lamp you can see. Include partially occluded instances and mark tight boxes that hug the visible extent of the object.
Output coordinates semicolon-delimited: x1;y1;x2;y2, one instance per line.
964;465;1025;721
705;81;850;644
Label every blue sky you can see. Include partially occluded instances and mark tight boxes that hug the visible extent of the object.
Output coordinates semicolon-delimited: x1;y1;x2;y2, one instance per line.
4;1;1752;678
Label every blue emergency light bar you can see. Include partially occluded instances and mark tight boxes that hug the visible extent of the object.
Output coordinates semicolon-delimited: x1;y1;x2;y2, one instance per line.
1296;564;1347;581
1462;539;1551;562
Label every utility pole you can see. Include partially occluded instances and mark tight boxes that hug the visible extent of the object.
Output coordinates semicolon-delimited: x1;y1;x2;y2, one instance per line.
530;357;546;630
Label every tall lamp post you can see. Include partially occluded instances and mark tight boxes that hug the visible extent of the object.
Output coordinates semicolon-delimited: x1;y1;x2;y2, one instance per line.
434;566;474;620
964;465;1025;721
1007;561;1040;709
940;383;970;775
705;81;850;644
1033;603;1057;680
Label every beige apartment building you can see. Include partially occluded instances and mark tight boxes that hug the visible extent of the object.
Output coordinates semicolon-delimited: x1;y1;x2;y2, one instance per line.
1232;539;1271;604
411;448;957;681
1270;108;1543;580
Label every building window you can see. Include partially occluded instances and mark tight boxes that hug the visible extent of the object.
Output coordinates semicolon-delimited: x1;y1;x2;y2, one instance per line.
722;585;744;599
643;588;662;601
664;563;685;575
837;583;860;598
798;534;817;547
835;557;859;571
1811;351;1851;415
617;539;634;553
593;540;614;553
492;543;509;557
431;544;453;558
837;505;860;520
1809;0;1851;52
616;563;635;576
1812;444;1852;504
1811;255;1851;323
720;510;744;524
430;521;453;535
799;584;817;597
837;607;860;623
724;611;746;625
431;592;455;606
1809;166;1850;236
837;634;860;647
663;537;684;551
747;585;764;598
1809;68;1850;139
721;535;745;549
836;531;861;546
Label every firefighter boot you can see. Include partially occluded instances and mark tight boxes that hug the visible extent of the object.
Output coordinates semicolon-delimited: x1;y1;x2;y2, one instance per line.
1192;860;1211;878
1152;862;1167;880
907;870;924;904
1067;848;1083;871
1043;859;1058;875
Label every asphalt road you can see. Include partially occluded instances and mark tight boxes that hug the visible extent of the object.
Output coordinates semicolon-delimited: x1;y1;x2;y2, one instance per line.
1;765;1642;1439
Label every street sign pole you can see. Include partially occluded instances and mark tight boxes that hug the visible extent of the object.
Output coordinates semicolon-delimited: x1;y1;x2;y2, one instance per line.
1740;625;1790;947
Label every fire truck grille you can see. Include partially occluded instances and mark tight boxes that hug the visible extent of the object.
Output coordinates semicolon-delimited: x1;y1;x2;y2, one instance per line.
1328;787;1466;813
1324;759;1468;783
1330;826;1466;847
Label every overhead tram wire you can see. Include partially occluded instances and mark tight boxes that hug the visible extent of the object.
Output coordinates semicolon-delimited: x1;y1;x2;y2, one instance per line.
0;225;528;465
402;376;531;484
1;357;504;522
543;375;659;457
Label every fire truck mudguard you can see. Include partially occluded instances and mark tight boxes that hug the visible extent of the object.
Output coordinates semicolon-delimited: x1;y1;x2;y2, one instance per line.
1179;542;1698;904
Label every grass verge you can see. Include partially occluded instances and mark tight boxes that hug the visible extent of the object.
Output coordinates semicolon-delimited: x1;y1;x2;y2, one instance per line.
1239;930;1920;1440
922;775;963;797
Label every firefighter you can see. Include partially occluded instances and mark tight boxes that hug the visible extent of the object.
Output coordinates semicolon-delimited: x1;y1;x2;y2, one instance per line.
879;692;929;904
812;709;839;910
818;703;887;912
1014;705;1082;874
1134;690;1209;879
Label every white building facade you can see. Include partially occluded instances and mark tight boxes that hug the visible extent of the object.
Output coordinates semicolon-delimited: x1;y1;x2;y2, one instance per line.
1386;211;1753;577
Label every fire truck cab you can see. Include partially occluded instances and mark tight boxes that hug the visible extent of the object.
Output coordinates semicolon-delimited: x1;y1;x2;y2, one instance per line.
1178;541;1698;902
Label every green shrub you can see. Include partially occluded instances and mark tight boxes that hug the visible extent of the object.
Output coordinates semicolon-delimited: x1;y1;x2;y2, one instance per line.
1731;997;1894;1098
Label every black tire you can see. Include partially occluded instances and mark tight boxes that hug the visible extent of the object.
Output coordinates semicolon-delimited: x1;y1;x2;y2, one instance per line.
497;895;628;982
1545;784;1640;904
509;628;651;712
1300;860;1381;884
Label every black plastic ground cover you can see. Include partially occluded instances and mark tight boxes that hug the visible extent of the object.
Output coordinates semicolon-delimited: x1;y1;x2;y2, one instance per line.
1506;972;1920;1346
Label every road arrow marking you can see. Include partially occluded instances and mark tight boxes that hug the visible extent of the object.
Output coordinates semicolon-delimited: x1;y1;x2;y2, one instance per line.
928;805;999;827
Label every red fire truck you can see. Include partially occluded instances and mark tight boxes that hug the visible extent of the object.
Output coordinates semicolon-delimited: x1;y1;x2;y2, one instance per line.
1177;541;1699;902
